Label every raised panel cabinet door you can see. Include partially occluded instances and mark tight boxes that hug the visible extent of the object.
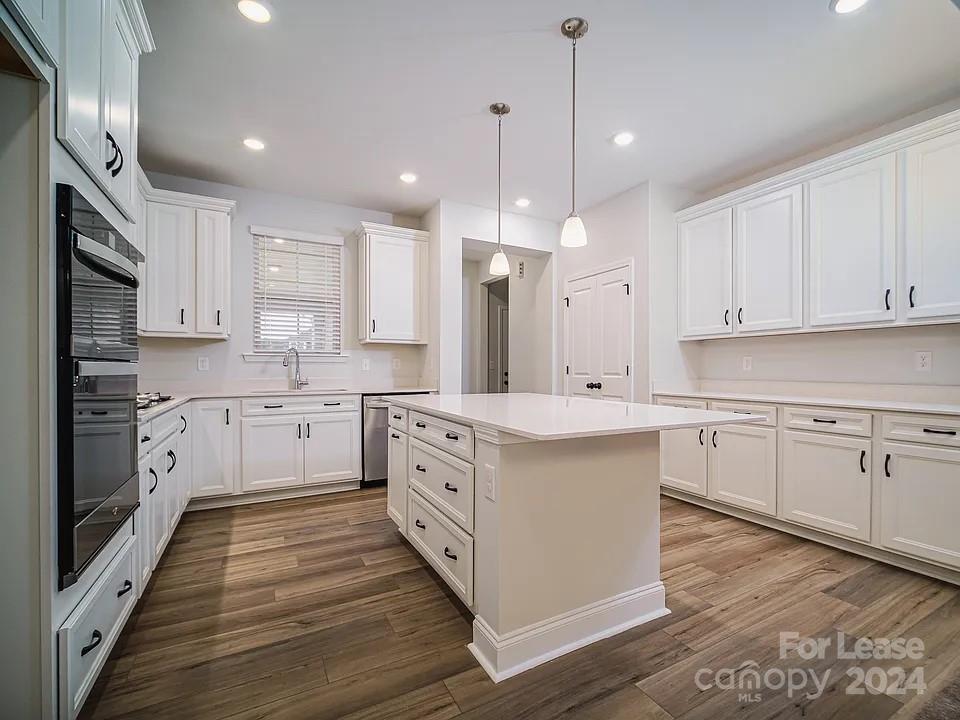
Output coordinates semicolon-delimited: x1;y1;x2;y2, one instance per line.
661;425;707;496
8;0;59;63
708;424;777;516
881;442;960;569
303;412;361;485
808;154;897;326
781;430;871;542
735;185;803;332
595;266;633;401
59;0;107;181
679;208;733;338
160;433;180;536
563;275;596;398
150;437;172;566
195;209;231;334
191;401;238;498
136;453;152;588
387;429;408;533
904;130;960;320
177;407;192;507
367;233;423;341
102;0;137;215
145;203;196;333
241;416;305;492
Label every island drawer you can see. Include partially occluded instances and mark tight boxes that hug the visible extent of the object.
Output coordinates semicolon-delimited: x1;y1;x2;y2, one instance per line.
709;400;778;427
408;489;474;606
409;437;474;532
389;406;408;432
241;394;360;417
58;536;137;720
409;411;474;460
783;406;872;437
882;415;960;448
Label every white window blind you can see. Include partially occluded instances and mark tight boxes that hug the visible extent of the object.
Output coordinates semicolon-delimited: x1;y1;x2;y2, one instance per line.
252;232;343;354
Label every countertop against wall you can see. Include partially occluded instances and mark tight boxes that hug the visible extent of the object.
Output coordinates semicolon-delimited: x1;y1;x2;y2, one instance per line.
654;389;960;416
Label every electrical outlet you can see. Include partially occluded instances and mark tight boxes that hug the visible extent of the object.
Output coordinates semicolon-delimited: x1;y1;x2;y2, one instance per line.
484;464;496;502
197;356;209;372
361;358;370;372
742;356;753;372
392;358;400;370
915;351;932;373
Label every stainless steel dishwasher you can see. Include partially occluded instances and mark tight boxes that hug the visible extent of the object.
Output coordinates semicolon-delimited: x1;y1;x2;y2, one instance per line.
362;393;428;486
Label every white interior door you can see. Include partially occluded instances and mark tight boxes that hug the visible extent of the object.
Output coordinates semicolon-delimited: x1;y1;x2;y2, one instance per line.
679;208;733;337
904;130;960;320
304;412;361;484
808;155;896;326
735;185;803;332
564;275;596;398
709;424;777;516
146;203;196;333
595;266;632;401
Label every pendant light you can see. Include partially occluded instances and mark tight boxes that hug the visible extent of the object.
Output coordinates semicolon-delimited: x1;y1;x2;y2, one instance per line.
489;102;511;277
560;17;588;248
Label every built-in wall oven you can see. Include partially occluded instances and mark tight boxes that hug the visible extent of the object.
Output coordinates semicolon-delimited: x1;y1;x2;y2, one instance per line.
56;184;144;589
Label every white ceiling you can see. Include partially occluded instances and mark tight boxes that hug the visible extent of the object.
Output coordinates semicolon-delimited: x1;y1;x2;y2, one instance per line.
138;0;960;221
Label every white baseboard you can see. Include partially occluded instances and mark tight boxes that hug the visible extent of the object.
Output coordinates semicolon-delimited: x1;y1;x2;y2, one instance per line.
185;480;361;511
468;582;669;683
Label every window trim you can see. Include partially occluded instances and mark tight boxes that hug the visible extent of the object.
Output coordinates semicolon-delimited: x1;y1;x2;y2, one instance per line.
249;225;346;357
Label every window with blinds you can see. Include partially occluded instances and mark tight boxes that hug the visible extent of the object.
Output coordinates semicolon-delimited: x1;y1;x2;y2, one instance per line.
252;233;343;354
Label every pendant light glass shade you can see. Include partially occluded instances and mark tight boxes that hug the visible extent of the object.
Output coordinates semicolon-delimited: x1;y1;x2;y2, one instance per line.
489;248;510;276
561;213;587;248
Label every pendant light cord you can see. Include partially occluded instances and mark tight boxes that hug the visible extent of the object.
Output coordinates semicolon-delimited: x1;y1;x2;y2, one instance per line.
497;114;502;250
571;37;577;214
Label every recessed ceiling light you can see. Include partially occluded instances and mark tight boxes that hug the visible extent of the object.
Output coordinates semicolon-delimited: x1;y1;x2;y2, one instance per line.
514;198;531;208
399;172;418;184
830;0;869;14
243;137;265;151
237;1;271;23
612;131;635;147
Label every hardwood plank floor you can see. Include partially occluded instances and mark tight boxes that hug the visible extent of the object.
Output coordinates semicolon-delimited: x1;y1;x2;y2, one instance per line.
80;489;960;720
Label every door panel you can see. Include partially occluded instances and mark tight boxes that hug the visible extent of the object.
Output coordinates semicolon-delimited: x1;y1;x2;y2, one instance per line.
191;401;237;498
564;275;595;398
60;0;106;178
241;416;304;492
387;430;408;533
596;266;631;401
145;203;196;333
679;208;733;337
303;412;361;484
102;0;136;213
709;424;777;516
367;234;421;341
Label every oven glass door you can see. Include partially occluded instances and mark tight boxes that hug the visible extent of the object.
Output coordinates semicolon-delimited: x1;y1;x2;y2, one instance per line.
70;362;139;578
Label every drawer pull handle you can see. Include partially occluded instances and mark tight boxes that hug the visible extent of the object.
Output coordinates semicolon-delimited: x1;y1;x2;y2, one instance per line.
884;288;891;311
415;422;427;429
180;415;187;434
391;433;400;440
415;519;426;529
859;450;866;474
80;630;103;657
443;547;458;561
117;579;133;598
264;404;283;409
698;428;704;446
393;414;402;420
712;430;718;448
148;468;158;494
923;428;957;436
323;402;341;407
812;418;837;424
415;464;427;473
884;453;891;478
733;411;752;415
141;434;151;443
443;482;458;493
445;432;459;441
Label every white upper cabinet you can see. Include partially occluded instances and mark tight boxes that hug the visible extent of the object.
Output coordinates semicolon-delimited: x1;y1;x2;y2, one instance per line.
808;155;897;327
8;0;61;66
145;202;195;334
195;209;231;334
734;185;803;332
679;207;733;338
358;223;429;344
59;0;154;221
904;129;960;320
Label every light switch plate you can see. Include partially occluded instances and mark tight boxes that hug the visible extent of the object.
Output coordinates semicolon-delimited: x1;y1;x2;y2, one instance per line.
742;356;753;372
197;356;209;372
915;351;932;373
361;358;370;372
484;464;496;502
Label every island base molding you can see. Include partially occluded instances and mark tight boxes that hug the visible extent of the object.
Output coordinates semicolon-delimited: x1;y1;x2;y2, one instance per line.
661;488;960;586
468;582;669;683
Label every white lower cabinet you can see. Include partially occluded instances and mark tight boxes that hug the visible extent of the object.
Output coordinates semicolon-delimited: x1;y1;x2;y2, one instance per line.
657;398;708;496
152;432;177;563
136;453;153;589
241;415;305;492
408;489;474;606
782;430;871;541
387;429;409;533
708;423;777;516
304;412;361;484
881;442;960;569
191;400;239;498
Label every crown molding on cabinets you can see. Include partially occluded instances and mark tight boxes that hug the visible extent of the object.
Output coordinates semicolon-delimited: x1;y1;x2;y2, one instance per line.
119;0;156;54
136;165;236;214
676;108;960;223
357;221;429;242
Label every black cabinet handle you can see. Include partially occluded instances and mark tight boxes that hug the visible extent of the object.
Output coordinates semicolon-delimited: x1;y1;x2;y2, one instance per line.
415;464;427;473
306;423;311;439
117;579;133;598
415;519;425;529
923;428;957;436
812;418;837;424
91;410;108;416
392;414;402;420
415;422;426;429
737;307;743;325
111;142;124;178
884;289;891;311
180;308;185;325
180;415;187;434
443;482;458;493
148;468;158;494
443;547;458;561
167;449;177;472
216;309;221;326
80;629;103;657
391;433;400;440
712;430;718;448
323;402;341;407
699;428;704;446
141;434;151;443
225;408;230;425
445;432;459;441
860;450;866;474
724;309;730;326
105;131;119;170
263;404;283;409
909;285;916;308
586;382;595;390
297;423;302;439
884;453;891;478
371;318;376;334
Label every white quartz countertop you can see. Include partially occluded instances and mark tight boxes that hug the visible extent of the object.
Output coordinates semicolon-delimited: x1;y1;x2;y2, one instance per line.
388;393;761;441
653;390;960;416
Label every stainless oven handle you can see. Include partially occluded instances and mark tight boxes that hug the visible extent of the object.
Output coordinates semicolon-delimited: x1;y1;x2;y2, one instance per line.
76;361;139;377
73;231;139;288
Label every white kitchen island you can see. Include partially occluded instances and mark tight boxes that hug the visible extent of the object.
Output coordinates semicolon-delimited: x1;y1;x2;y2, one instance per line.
386;393;758;682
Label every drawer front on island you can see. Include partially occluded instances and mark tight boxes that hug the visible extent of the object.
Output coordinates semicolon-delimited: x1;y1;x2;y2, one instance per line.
241;394;360;417
389;407;408;432
783;406;873;438
409;411;474;460
408;489;474;606
409;437;475;532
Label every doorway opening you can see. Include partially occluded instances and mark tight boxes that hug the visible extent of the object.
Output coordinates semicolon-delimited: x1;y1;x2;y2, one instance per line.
486;278;509;392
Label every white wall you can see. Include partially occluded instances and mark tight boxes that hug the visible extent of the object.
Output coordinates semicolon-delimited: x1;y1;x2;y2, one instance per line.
138;173;426;392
